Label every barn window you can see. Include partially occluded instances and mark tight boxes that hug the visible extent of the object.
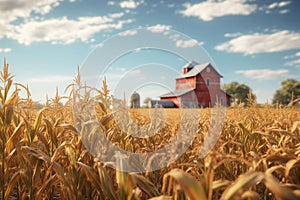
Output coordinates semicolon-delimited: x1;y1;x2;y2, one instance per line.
206;78;210;86
206;67;210;73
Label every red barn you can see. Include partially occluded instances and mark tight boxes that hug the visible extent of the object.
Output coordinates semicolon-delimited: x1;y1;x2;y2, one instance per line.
158;61;231;108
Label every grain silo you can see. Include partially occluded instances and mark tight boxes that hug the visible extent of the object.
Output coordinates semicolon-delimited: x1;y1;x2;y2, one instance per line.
130;91;140;108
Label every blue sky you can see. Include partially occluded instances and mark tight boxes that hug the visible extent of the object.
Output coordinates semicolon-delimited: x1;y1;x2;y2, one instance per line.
0;0;299;104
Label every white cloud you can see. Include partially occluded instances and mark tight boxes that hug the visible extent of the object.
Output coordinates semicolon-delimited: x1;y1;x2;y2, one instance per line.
169;34;180;41
265;10;271;14
224;32;242;38
109;12;124;18
90;42;104;49
284;52;300;67
0;23;10;39
128;69;141;76
285;59;300;67
119;0;139;9
285;51;300;59
0;48;12;53
0;0;61;24
268;3;278;9
278;1;291;7
0;0;129;46
180;0;257;21
134;48;141;52
279;9;289;14
147;24;171;33
6;15;132;45
107;1;115;6
284;55;293;59
176;39;199;48
236;69;289;80
267;1;291;9
215;30;300;55
97;43;104;48
118;29;137;36
264;1;291;14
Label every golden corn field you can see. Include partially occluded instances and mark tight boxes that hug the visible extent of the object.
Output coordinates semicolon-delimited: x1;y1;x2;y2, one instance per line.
1;59;300;200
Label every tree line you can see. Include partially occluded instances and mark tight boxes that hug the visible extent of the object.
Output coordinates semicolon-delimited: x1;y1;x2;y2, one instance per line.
222;79;300;106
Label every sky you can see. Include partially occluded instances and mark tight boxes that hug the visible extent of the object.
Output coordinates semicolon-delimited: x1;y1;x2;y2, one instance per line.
0;0;299;104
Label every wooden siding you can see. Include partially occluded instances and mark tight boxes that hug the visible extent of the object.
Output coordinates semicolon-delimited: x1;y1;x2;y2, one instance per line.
160;62;231;108
176;77;195;90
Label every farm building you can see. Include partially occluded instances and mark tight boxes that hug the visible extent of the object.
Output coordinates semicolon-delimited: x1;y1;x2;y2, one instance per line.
130;91;140;108
152;61;231;108
148;100;178;108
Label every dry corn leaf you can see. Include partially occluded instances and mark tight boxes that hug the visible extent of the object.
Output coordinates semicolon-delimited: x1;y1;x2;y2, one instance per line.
220;171;264;200
212;179;231;190
241;190;260;200
263;173;299;200
148;195;173;200
291;121;300;133
165;169;207;200
4;170;21;200
130;173;160;197
285;157;300;178
6;121;24;153
97;166;118;200
77;161;102;192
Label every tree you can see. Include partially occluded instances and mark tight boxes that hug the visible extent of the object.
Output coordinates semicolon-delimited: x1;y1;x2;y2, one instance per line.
272;79;300;105
33;102;44;109
143;97;152;108
222;82;255;105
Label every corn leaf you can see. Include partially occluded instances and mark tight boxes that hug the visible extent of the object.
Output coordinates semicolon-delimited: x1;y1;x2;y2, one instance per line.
165;169;207;200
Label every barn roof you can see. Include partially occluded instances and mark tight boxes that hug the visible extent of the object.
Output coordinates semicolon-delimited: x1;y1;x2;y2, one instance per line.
220;89;233;97
176;61;223;79
160;88;194;98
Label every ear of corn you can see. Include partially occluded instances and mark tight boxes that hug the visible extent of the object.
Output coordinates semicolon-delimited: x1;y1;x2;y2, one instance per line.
0;58;300;199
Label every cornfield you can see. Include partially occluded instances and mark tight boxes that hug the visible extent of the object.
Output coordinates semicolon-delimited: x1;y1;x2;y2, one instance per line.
1;59;300;200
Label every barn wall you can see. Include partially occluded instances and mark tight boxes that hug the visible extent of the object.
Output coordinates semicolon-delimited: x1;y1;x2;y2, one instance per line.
218;91;232;106
199;64;221;87
180;91;201;107
225;94;231;106
196;91;211;107
159;63;230;108
160;96;180;107
176;77;195;90
196;65;222;107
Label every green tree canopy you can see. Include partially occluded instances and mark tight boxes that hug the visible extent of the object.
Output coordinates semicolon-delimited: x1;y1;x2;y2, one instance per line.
143;97;152;107
222;82;255;105
272;79;300;105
